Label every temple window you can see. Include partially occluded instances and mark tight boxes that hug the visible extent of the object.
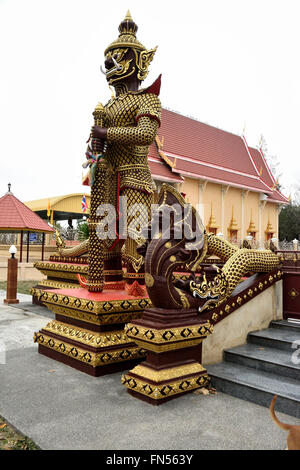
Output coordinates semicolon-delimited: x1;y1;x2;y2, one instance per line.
209;227;218;235
229;230;238;243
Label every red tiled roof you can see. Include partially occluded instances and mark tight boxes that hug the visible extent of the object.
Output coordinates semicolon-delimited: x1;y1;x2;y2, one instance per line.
248;147;289;203
158;109;259;175
265;190;289;204
172;158;270;193
148;158;183;183
248;147;275;190
0;192;53;232
149;108;288;203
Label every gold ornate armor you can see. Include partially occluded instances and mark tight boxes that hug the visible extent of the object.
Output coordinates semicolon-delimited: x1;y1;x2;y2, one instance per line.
104;88;161;273
105;92;160;193
84;11;162;287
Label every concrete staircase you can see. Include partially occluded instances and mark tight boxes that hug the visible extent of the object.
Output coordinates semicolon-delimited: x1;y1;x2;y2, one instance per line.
207;320;300;418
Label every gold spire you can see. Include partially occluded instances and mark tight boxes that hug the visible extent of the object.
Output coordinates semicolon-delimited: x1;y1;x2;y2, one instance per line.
265;216;274;234
247;209;257;233
207;202;219;229
104;11;144;54
118;10;138;37
228;206;239;231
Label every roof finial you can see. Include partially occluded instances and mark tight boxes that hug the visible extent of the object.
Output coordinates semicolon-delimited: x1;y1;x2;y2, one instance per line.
118;9;138;37
6;183;13;195
125;9;133;20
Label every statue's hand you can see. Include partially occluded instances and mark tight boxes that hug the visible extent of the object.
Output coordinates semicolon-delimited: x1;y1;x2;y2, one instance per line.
91;126;107;140
90;137;105;154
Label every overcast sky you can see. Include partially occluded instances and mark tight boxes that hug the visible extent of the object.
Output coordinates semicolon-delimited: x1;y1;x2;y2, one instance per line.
1;0;299;202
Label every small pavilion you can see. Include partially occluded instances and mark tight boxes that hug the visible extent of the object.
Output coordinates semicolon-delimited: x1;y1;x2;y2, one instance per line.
0;184;54;262
25;193;91;224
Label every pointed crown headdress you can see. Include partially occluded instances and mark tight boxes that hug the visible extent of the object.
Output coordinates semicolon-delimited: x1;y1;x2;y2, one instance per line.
104;11;157;81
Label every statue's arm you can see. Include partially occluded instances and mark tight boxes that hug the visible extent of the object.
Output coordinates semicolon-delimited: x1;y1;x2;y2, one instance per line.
92;94;161;146
106;115;159;146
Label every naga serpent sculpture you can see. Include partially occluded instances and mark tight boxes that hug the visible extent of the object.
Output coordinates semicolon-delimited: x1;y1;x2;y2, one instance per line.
54;231;89;258
54;183;280;312
142;184;280;313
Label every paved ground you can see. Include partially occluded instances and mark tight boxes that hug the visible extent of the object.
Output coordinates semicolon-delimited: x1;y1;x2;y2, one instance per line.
0;290;299;450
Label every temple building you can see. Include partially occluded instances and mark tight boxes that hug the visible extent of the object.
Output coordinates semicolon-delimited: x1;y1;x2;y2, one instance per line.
25;108;288;247
149;108;288;246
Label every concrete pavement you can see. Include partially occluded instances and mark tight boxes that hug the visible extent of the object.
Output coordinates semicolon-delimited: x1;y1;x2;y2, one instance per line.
0;290;299;450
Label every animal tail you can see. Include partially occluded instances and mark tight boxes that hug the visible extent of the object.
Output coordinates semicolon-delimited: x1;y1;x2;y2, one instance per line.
270;395;291;431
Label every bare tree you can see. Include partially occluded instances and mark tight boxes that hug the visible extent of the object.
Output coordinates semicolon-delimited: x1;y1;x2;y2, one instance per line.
259;134;282;187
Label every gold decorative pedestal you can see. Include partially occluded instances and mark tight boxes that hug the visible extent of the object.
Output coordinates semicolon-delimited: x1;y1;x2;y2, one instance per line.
122;308;213;404
33;287;151;376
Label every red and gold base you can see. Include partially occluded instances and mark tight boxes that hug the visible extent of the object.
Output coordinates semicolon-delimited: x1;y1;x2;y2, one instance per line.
121;307;213;405
122;358;210;405
32;287;151;376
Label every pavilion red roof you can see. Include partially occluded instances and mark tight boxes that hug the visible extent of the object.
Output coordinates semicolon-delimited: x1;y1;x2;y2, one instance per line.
0;191;53;232
149;108;289;204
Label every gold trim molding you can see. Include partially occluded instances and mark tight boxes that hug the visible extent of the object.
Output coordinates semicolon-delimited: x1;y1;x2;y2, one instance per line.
125;322;213;352
34;331;146;367
130;363;205;382
42;320;133;348
30;288;151;315
34;261;88;274
122;371;210;400
39;280;78;289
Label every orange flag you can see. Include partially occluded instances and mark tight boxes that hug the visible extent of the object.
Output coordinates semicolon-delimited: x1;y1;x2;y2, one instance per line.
47;200;51;217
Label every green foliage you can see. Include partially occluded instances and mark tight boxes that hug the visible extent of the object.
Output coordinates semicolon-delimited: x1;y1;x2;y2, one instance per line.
77;220;89;241
0;415;40;450
54;221;63;231
0;281;36;295
279;204;300;241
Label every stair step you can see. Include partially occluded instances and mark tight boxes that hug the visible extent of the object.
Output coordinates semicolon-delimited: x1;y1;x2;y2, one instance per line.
208;362;300;418
248;327;300;351
270;319;300;333
224;343;300;381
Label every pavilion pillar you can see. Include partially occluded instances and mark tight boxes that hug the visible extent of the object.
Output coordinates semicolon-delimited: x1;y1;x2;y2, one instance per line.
20;230;23;263
41;233;45;261
26;231;30;263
